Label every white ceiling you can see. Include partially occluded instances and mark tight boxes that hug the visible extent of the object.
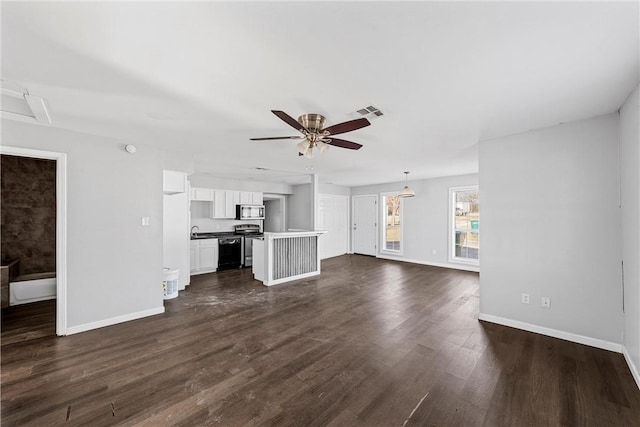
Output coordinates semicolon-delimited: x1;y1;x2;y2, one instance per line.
2;1;638;187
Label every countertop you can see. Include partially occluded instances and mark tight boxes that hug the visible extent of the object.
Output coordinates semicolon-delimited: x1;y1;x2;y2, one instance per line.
190;232;238;240
190;232;264;240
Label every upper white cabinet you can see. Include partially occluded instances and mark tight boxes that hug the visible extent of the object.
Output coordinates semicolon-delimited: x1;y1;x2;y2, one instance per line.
163;170;186;195
190;187;214;201
190;186;263;218
240;191;263;205
239;191;252;204
211;190;237;219
251;191;263;205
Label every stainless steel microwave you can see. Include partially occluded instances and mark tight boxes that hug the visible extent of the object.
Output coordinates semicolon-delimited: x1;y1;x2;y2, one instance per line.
236;204;265;220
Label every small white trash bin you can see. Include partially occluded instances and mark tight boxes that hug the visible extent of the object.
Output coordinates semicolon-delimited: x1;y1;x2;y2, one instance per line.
162;268;179;300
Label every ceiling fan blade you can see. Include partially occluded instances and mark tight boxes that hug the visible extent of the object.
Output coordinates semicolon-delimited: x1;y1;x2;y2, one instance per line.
324;137;363;150
271;110;308;133
321;118;370;136
250;136;302;141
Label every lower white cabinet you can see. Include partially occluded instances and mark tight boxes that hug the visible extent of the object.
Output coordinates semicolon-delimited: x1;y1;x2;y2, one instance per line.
190;238;218;275
190;241;198;271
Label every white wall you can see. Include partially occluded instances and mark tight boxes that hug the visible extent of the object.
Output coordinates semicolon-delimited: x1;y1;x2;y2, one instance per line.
189;174;293;194
319;182;350;197
288;183;312;231
2;119;164;330
264;198;284;232
351;174;479;270
479;113;622;348
620;85;640;386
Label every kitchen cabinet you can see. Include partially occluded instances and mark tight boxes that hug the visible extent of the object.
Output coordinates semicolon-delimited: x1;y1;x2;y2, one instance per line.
211;190;236;219
190;238;218;275
190;187;263;215
239;191;252;204
199;239;218;271
190;187;214;201
163;170;186;195
252;191;263;205
190;241;198;271
240;191;263;205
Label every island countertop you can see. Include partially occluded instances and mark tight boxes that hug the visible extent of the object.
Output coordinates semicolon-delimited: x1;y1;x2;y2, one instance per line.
262;230;327;237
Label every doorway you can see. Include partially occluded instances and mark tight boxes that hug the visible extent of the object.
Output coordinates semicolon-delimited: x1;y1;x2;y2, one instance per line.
263;194;286;232
352;194;378;256
0;146;67;336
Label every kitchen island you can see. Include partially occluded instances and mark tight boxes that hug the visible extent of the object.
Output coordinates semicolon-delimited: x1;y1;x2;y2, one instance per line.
252;230;327;286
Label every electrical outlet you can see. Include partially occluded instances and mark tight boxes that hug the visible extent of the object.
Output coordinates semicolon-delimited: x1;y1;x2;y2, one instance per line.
141;216;150;226
541;297;551;308
521;293;530;304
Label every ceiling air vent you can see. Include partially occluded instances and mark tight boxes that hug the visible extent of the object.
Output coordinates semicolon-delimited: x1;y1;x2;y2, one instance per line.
353;105;383;119
0;80;53;124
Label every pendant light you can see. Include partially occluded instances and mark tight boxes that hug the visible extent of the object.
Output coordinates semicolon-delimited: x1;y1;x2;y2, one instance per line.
398;171;415;198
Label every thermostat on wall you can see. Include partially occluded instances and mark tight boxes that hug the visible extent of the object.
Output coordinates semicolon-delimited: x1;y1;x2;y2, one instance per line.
125;144;137;154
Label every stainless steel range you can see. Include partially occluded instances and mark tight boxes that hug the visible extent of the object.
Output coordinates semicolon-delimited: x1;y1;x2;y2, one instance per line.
234;224;263;268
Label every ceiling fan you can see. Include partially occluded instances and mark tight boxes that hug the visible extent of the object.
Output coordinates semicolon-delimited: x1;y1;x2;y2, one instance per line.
250;110;370;158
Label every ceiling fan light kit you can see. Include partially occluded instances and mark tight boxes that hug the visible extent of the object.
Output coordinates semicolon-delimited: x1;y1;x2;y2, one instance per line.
251;110;370;158
398;171;415;198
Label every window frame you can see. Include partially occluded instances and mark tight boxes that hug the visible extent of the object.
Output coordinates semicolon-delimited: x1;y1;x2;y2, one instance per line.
448;185;480;266
380;192;403;255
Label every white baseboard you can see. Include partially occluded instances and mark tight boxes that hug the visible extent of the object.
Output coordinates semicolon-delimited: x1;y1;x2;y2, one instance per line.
623;346;640;390
263;270;320;286
375;254;480;273
65;306;165;335
478;313;622;353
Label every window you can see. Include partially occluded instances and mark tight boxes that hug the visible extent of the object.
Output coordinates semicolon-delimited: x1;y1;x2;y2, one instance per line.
449;186;479;265
381;193;402;254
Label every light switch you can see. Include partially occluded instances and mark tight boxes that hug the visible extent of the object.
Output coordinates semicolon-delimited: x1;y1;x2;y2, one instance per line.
141;216;150;226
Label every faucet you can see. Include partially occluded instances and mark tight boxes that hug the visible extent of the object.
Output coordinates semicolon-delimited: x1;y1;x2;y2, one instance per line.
191;226;199;236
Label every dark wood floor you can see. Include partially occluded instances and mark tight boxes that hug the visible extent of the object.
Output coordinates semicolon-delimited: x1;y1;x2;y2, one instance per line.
2;255;639;426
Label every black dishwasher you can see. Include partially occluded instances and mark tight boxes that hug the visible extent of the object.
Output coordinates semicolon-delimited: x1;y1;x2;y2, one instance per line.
218;237;242;270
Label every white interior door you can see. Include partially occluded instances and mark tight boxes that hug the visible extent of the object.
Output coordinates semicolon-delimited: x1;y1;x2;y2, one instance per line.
318;194;348;259
352;195;377;256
